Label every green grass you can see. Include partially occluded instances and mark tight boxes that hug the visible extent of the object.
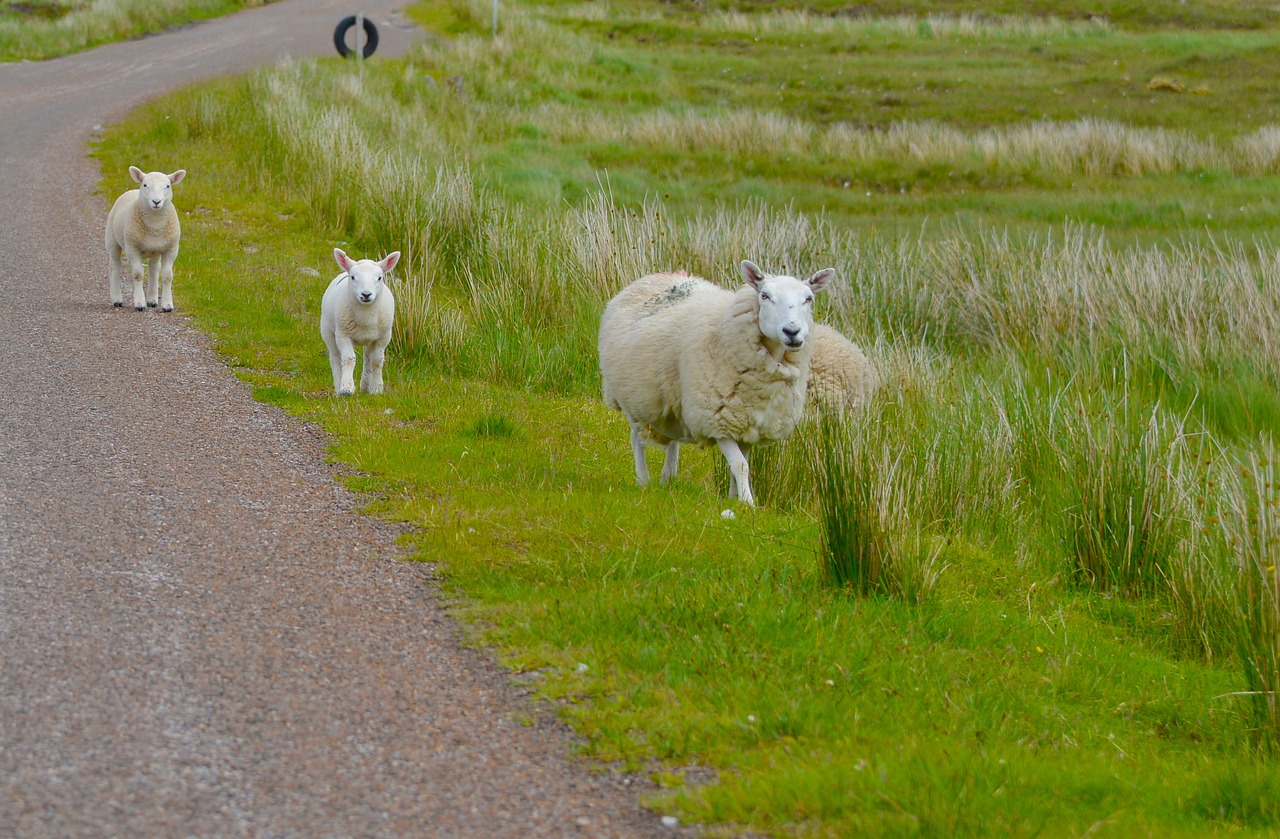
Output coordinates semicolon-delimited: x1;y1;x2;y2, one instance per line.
0;0;272;61
86;0;1280;834
395;1;1280;245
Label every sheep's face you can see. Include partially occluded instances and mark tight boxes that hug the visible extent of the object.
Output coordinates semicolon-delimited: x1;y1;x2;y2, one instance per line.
740;260;835;350
334;248;402;305
129;165;185;211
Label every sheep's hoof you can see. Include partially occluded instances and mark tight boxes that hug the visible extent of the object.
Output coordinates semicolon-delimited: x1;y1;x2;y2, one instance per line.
161;306;174;313
112;301;123;308
134;305;146;311
146;301;158;308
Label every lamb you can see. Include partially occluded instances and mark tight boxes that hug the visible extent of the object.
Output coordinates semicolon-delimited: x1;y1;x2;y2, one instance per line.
807;323;878;414
598;260;835;507
319;247;401;396
105;165;186;311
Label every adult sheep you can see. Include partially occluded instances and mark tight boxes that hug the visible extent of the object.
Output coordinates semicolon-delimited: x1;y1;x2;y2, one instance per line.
320;248;401;396
105;165;186;311
599;260;835;507
807;323;878;415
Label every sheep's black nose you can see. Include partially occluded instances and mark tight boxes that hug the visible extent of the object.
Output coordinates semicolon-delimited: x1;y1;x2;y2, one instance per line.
783;325;800;339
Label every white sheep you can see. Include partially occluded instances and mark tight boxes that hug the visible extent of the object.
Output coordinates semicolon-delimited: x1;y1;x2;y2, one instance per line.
598;260;835;507
807;323;878;414
319;248;401;396
105;165;186;311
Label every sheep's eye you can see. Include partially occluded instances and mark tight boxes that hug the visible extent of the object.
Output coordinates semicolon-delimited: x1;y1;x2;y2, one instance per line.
805;294;814;304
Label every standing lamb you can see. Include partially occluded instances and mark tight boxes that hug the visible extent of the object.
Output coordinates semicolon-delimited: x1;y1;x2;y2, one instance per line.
105;165;186;311
320;248;401;396
807;323;878;414
599;260;835;507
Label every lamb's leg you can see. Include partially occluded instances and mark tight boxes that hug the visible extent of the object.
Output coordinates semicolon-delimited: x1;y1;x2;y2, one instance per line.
326;344;344;394
361;341;387;394
658;441;680;485
145;256;160;308
123;249;148;310
108;243;123;307
627;417;651;486
333;334;358;396
716;438;754;507
159;250;176;312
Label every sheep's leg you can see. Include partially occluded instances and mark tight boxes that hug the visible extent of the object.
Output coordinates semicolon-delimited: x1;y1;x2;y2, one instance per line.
145;256;160;308
158;249;177;312
126;251;147;311
325;341;344;394
716;439;754;507
333;334;358;396
108;243;124;307
658;441;680;485
627;417;651;486
361;341;387;394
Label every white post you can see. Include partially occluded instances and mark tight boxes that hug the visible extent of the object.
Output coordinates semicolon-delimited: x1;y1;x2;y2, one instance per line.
356;12;365;75
492;0;498;36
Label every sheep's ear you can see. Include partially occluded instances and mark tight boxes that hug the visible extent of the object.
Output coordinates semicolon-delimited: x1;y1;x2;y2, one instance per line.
379;251;401;273
807;268;837;293
128;166;145;184
168;169;186;185
334;248;354;273
739;260;767;290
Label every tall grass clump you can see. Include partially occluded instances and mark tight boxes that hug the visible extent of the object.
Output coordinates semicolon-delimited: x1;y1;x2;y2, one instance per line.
813;396;949;603
758;342;1019;530
1161;444;1238;661
1217;442;1280;751
1052;379;1191;596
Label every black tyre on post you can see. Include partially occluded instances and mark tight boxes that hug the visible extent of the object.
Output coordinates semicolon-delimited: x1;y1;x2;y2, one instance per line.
333;15;379;59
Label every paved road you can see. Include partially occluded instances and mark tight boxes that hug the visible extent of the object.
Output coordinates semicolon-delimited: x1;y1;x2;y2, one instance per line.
0;3;678;836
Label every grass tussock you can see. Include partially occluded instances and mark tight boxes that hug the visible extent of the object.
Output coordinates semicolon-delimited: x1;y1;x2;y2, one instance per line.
1217;443;1280;751
814;408;945;603
1053;386;1190;595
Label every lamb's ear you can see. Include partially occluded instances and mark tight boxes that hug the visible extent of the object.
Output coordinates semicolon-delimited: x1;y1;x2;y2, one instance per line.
807;268;837;293
168;169;186;186
379;251;401;273
333;248;355;273
739;260;767;290
128;166;145;184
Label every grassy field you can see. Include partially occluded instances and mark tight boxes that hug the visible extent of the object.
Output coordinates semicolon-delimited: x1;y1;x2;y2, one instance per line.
85;0;1280;835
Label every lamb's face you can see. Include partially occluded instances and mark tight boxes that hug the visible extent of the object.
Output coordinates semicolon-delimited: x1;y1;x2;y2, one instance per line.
346;261;386;305
740;260;836;350
333;248;402;306
129;165;185;211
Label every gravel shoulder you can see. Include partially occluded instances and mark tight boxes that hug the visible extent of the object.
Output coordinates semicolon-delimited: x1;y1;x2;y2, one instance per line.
0;3;683;836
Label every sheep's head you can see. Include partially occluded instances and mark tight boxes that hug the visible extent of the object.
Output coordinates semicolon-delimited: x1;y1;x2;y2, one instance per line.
740;260;835;350
334;248;402;305
129;165;185;211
